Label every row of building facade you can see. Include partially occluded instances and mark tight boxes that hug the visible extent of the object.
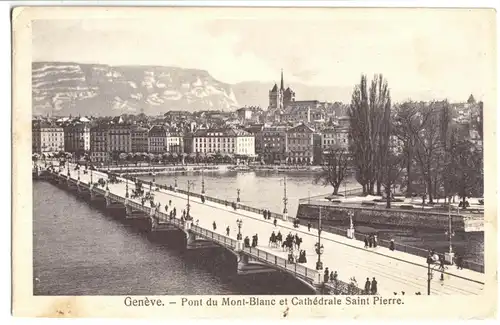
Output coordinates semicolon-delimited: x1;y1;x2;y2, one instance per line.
32;116;355;164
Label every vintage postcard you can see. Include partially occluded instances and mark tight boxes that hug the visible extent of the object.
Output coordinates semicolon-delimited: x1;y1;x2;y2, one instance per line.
12;5;497;319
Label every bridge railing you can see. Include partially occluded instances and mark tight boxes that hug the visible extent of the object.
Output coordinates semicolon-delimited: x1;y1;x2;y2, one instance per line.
108;192;125;204
191;225;238;249
128;199;148;213
243;246;320;285
93;187;106;196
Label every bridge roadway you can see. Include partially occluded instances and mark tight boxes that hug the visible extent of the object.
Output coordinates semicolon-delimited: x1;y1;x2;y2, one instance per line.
60;164;485;295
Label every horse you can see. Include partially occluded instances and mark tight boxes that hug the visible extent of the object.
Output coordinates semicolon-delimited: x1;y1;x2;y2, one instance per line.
295;237;303;250
276;232;283;246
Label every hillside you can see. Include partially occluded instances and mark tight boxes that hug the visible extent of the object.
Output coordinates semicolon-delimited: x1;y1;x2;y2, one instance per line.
32;62;240;116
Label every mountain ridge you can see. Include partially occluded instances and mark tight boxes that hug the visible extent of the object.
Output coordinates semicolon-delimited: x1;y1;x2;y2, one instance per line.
33;61;453;117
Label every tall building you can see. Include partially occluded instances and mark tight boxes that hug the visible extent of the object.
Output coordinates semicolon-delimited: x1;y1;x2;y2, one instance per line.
64;123;90;154
192;128;255;156
90;124;109;162
268;70;295;111
260;126;288;164
148;125;184;154
108;124;132;154
286;122;319;164
131;125;149;153
32;121;65;154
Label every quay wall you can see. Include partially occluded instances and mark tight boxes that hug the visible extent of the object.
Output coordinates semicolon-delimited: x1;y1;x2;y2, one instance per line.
296;203;467;232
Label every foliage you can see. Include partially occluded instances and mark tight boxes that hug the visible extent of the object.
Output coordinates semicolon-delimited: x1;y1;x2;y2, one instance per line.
313;147;350;195
348;74;391;195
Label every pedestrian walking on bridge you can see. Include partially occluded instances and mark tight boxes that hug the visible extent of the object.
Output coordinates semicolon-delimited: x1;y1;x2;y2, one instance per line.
364;278;371;294
389;239;395;251
371;277;378;295
364;236;369;248
213;221;217;231
308;222;311;232
226;226;230;236
273;218;277;227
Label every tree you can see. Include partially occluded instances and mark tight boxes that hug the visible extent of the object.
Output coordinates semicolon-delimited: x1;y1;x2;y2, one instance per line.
380;152;406;208
313;147;350;195
118;152;127;165
446;139;484;207
393;101;423;197
348;74;391;195
411;101;450;204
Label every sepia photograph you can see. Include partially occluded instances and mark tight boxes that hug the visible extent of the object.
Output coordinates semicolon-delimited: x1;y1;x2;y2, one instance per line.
12;3;497;319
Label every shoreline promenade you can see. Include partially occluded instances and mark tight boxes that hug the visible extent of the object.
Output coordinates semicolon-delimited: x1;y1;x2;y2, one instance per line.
51;163;486;295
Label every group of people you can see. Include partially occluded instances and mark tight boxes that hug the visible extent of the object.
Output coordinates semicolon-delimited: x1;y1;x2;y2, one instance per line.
262;209;273;220
282;232;303;251
268;231;283;248
292;219;300;228
363;277;378;295
288;249;307;264
323;268;338;283
364;234;378;248
243;234;259;248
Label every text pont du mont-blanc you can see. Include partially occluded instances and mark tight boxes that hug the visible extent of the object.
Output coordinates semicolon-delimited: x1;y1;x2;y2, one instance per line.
123;296;404;307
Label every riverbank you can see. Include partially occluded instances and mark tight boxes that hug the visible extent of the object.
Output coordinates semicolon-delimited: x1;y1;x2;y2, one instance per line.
97;163;331;176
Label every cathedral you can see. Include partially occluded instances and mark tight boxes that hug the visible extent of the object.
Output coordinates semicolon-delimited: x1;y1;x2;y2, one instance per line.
268;70;295;111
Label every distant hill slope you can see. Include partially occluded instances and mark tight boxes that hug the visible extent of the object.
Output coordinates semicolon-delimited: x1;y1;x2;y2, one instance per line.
32;62;240;116
35;62;435;117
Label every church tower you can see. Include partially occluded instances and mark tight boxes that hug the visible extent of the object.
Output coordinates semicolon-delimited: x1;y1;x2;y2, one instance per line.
268;69;285;111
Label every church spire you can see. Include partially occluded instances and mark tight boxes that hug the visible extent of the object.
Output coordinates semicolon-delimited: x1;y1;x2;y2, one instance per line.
280;69;284;91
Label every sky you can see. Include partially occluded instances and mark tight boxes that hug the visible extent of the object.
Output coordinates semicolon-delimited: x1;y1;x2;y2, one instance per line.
31;7;496;102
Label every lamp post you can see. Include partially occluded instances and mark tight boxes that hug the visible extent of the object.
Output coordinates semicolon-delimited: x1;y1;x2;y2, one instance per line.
90;169;93;185
174;177;178;189
445;203;455;264
347;210;355;238
187;180;194;212
201;168;205;194
125;170;129;198
315;206;324;270
236;218;243;240
237;188;241;203
281;175;288;220
426;255;442;295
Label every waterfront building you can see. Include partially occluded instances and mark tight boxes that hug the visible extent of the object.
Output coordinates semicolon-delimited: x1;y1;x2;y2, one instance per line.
108;123;132;154
286;122;319;164
260;125;288;164
183;132;194;154
32;120;65;153
131;125;149;153
148;125;184;154
244;124;264;157
64;122;90;154
192;128;255;156
90;124;109;162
